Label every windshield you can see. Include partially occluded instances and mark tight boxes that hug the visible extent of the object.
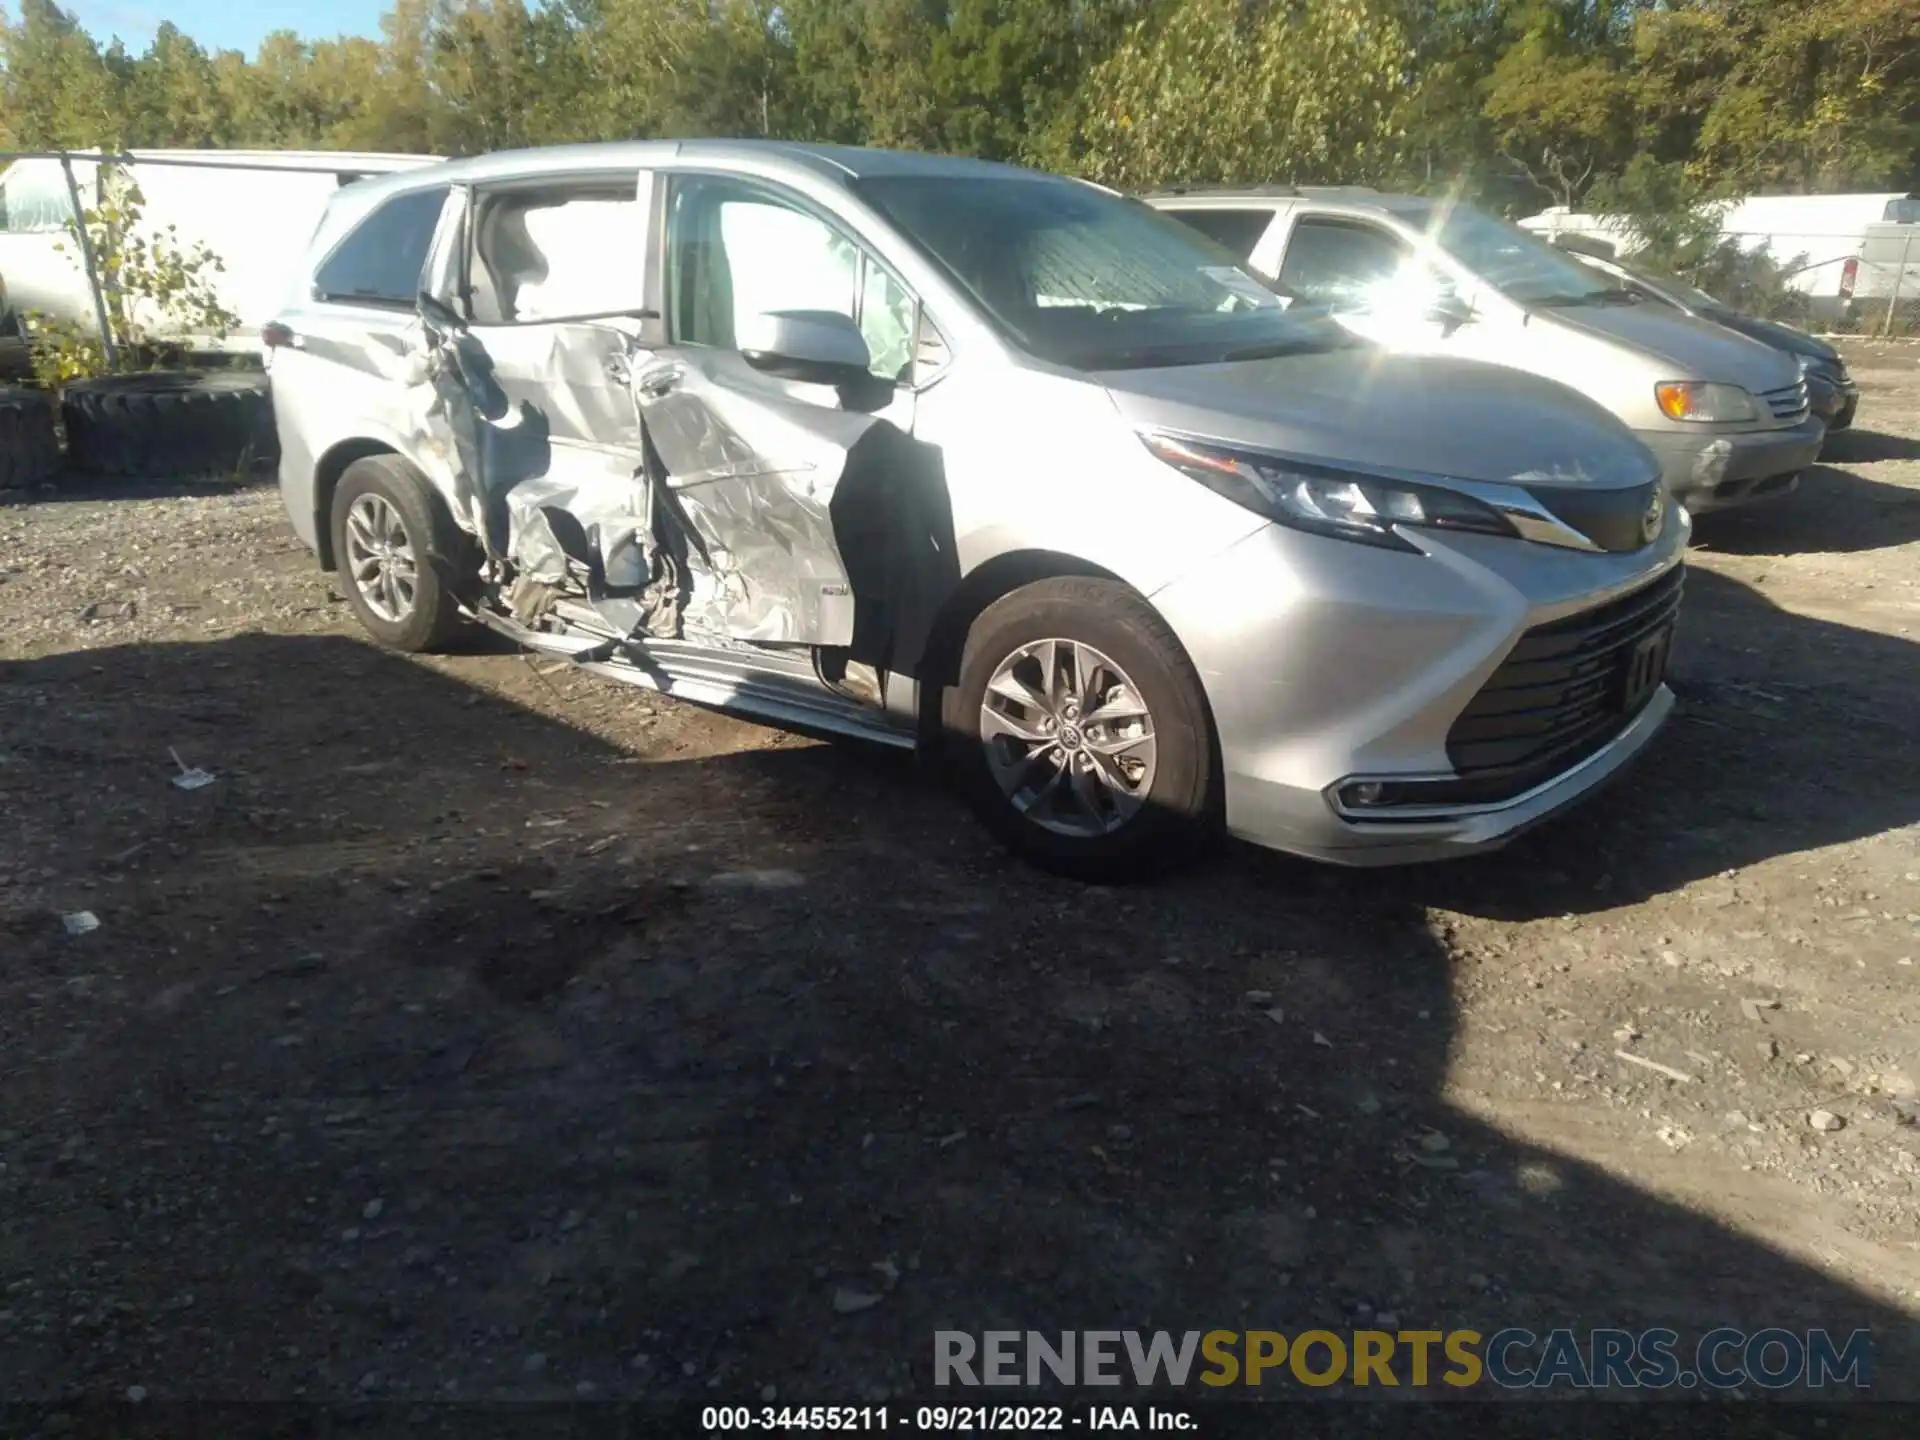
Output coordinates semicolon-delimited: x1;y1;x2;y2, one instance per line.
1621;262;1725;314
1407;203;1628;307
855;174;1354;370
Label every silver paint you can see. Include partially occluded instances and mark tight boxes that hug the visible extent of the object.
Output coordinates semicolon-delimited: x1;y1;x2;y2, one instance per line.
271;141;1686;867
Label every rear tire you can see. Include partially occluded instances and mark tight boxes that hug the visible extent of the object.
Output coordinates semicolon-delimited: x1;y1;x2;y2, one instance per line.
0;387;60;490
944;577;1218;880
62;370;275;479
329;455;471;653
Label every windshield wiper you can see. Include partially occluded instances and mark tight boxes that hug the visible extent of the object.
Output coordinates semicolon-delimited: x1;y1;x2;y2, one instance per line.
1533;288;1642;309
1221;338;1350;361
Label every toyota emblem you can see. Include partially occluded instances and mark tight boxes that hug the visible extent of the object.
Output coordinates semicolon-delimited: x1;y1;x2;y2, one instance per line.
1641;486;1667;544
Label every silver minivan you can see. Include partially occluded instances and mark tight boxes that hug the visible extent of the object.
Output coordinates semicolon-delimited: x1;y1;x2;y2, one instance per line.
268;142;1684;878
1147;188;1826;514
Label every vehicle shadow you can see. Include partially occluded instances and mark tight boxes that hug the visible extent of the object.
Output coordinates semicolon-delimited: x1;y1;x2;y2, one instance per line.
1822;428;1920;464
0;604;1910;1412
1;466;278;507
1687;464;1920;556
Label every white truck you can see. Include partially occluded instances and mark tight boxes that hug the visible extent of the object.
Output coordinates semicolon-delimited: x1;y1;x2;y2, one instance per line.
0;149;440;362
1519;192;1920;327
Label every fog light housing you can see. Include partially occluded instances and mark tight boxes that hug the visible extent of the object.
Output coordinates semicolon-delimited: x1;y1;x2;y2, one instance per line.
1342;781;1387;807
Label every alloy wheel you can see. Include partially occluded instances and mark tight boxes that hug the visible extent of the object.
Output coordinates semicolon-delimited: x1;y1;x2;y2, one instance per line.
344;492;419;624
979;637;1158;838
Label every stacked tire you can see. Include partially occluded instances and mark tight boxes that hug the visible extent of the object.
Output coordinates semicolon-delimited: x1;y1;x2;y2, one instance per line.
0;387;61;490
62;370;277;479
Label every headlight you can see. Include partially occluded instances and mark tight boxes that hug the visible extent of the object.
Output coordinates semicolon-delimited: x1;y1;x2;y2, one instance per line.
1654;381;1757;423
1140;432;1517;552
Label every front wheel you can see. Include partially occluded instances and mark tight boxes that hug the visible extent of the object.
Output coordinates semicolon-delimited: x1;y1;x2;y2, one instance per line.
944;577;1218;880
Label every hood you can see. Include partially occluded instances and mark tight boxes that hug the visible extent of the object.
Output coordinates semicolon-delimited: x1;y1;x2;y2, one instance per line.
1540;301;1803;393
1701;308;1840;364
1097;348;1656;490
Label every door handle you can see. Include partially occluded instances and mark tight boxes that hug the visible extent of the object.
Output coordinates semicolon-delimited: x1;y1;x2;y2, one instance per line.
634;364;682;398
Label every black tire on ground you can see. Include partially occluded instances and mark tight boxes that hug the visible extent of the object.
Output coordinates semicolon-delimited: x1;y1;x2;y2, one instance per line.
943;576;1219;881
328;455;472;654
0;387;62;490
61;370;277;479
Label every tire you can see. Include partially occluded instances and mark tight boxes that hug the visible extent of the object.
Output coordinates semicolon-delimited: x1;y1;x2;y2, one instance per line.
943;576;1219;880
62;370;276;479
329;455;471;653
0;387;61;490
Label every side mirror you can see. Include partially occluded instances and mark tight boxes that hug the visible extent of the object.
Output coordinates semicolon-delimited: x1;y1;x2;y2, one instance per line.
739;310;872;387
417;289;466;335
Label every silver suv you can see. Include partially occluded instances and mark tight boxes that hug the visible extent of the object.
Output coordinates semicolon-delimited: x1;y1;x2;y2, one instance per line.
268;142;1684;878
1148;186;1824;514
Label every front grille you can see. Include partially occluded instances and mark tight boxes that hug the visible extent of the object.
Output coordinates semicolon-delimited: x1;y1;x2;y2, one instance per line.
1445;566;1683;800
1522;479;1661;553
1761;380;1810;423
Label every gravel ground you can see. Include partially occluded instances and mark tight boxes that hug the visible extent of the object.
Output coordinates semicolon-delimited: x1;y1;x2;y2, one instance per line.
1;356;1918;1415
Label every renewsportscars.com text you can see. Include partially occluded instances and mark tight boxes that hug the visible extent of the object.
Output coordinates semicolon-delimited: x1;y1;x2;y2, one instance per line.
933;1328;1872;1391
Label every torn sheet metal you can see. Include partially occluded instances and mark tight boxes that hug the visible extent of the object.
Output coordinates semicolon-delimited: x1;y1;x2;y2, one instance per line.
636;352;879;646
502;471;653;590
410;316;553;558
413;315;661;615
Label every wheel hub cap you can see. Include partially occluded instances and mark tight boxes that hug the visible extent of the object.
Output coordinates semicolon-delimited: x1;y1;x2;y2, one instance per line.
979;637;1158;839
344;493;419;624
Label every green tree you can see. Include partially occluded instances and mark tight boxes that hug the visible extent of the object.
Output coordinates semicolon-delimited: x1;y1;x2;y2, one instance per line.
121;22;234;145
1482;0;1638;208
1043;0;1415;189
1388;0;1522;203
782;0;947;149
1636;0;1920;193
28;168;240;384
0;0;123;148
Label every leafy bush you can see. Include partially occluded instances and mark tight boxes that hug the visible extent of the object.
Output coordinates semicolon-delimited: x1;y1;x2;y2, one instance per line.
27;164;239;389
1583;156;1810;322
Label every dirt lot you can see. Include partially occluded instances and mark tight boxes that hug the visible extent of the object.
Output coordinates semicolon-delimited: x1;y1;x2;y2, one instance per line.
2;356;1919;1416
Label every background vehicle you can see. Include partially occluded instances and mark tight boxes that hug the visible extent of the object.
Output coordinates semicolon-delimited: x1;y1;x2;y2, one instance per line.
1555;240;1858;431
1519;192;1920;327
0;149;439;358
271;142;1684;879
1855;220;1920;322
1148;186;1822;514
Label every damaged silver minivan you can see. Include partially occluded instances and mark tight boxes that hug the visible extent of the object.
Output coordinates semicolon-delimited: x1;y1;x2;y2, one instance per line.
269;141;1686;878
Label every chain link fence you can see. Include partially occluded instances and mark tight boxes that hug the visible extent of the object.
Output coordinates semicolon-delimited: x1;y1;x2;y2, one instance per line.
1711;225;1920;338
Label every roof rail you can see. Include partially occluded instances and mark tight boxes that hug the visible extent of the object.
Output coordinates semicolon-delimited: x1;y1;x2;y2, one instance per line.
1144;183;1300;199
1144;182;1381;200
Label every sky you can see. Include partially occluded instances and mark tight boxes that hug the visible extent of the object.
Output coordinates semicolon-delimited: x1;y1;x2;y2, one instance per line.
64;0;389;54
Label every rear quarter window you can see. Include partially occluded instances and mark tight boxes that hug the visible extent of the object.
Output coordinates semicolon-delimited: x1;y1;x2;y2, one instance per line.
1163;208;1273;261
313;186;449;308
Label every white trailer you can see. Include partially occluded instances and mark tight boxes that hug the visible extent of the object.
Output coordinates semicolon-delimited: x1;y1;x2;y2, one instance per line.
1518;192;1918;324
0;149;440;360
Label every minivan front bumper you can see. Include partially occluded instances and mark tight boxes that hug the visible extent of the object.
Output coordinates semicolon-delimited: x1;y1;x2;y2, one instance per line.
1637;416;1824;513
1149;513;1687;866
